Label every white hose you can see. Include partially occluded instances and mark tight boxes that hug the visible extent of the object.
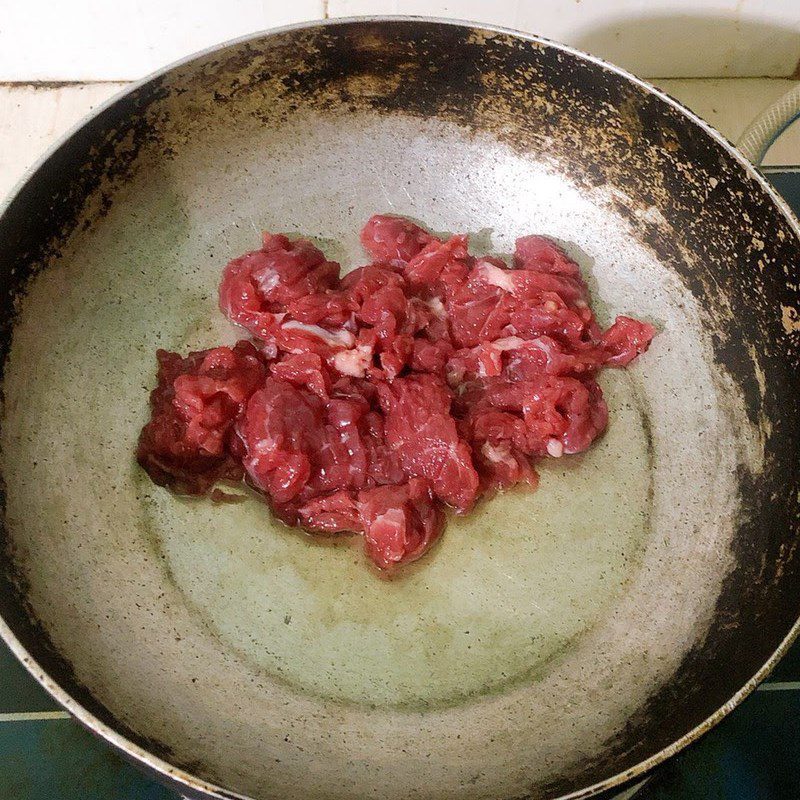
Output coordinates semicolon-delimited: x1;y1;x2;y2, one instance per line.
737;83;800;166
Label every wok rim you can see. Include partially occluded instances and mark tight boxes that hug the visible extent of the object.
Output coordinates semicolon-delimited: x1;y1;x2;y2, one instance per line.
0;15;798;800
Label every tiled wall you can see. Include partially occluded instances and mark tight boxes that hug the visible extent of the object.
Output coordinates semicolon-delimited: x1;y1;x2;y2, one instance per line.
0;0;798;81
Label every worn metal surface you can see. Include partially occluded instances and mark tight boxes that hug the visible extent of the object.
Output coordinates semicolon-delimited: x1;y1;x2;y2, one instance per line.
0;17;798;800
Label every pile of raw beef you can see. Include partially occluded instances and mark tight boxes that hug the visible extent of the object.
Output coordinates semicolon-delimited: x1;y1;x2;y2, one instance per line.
138;214;655;569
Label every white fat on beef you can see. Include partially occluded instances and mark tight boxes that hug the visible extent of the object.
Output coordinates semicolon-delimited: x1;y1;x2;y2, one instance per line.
426;297;446;318
489;336;526;352
281;320;355;348
254;267;281;293
476;261;516;292
333;344;374;378
493;336;562;372
473;336;525;377
481;441;518;469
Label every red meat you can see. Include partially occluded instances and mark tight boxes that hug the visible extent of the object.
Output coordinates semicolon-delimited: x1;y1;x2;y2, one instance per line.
601;316;658;366
360;214;434;266
514;235;581;276
296;479;444;569
359;480;444;569
137;341;266;494
139;215;656;570
219;233;340;342
404;235;472;290
377;375;480;512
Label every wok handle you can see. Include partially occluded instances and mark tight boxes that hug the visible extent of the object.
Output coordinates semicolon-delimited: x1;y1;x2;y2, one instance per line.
737;83;800;166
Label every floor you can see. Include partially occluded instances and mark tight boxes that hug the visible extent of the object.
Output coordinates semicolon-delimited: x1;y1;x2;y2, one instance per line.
0;77;799;799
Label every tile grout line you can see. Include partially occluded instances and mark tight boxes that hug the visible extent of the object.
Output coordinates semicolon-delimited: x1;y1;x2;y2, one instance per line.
756;681;800;692
0;681;798;724
0;681;799;716
0;710;71;722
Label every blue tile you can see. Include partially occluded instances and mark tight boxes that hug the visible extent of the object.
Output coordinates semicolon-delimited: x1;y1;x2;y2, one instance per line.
0;718;179;800
0;640;60;713
766;170;800;216
636;689;800;800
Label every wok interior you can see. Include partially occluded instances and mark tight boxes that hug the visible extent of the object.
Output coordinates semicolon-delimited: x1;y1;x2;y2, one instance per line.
0;21;798;800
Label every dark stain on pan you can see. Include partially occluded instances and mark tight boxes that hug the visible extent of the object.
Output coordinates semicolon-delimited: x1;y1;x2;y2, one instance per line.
0;18;798;800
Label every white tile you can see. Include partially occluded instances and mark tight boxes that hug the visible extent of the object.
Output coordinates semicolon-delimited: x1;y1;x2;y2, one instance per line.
328;0;397;14
381;0;519;29
655;78;800;166
1;1;798;80
0;83;126;200
557;2;800;79
328;0;800;78
0;0;324;82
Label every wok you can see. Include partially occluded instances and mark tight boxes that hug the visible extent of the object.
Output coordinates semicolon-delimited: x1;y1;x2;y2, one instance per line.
0;17;798;800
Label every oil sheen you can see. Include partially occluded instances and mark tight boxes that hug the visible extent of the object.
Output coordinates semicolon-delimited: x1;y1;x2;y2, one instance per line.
141;368;650;709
